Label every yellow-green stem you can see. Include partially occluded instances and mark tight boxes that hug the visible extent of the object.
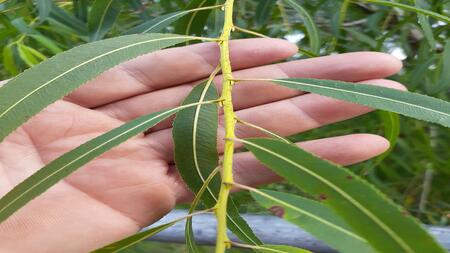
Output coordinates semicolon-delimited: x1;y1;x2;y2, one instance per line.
215;0;235;252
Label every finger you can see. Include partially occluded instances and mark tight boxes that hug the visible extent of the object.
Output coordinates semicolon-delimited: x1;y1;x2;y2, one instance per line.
145;79;405;161
172;134;390;203
66;38;298;107
98;52;402;124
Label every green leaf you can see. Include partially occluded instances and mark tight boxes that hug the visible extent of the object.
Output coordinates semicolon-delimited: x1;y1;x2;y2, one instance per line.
367;111;400;171
0;34;197;143
255;0;277;27
124;5;221;35
335;0;351;36
17;44;45;67
173;80;219;253
344;28;377;49
0;102;209;224
255;245;311;253
251;189;375;253
92;212;193;253
175;0;217;36
437;40;450;91
271;78;450;128
283;0;320;54
361;0;450;23
36;0;52;22
88;0;122;41
49;3;88;36
173;81;262;246
124;11;187;34
408;54;437;90
9;18;62;54
173;81;220;210
2;44;19;76
93;223;176;253
28;34;63;54
10;18;34;34
73;0;89;22
415;0;436;50
186;165;219;253
242;138;446;253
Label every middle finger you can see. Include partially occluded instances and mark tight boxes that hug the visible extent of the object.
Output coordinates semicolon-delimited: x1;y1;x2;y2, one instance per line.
97;52;402;124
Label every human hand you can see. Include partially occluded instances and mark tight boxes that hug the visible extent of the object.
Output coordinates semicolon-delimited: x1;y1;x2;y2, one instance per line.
0;38;403;252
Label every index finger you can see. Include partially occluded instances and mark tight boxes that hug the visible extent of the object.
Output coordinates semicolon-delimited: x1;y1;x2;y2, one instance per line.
65;38;297;108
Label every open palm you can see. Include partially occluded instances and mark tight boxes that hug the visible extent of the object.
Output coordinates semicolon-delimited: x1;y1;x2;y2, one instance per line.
0;38;404;252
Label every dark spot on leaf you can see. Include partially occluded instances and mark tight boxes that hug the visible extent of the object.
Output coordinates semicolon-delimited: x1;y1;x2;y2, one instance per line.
269;206;285;218
402;210;410;216
319;193;328;201
346;175;353;180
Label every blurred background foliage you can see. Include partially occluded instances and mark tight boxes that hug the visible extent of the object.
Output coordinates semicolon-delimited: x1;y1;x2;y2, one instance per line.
0;0;449;251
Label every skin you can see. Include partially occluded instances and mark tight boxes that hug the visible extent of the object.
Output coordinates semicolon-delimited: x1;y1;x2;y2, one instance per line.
0;38;404;252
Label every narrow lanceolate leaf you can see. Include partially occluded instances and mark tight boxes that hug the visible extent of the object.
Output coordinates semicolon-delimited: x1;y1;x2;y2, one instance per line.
88;0;122;41
36;0;52;22
186;167;219;253
243;138;446;253
49;3;88;36
255;0;277;27
2;44;19;76
0;103;208;224
361;0;450;23
271;78;450;128
92;221;177;253
175;0;217;36
0;34;196;143
256;245;311;253
124;5;220;35
235;243;311;253
92;210;210;253
9;18;62;54
251;190;375;253
125;11;189;34
437;40;450;91
415;0;436;50
73;0;89;22
173;82;262;246
283;0;320;54
366;111;400;171
173;81;219;211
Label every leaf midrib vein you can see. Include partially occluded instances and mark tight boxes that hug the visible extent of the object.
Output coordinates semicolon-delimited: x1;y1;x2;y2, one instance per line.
276;79;450;119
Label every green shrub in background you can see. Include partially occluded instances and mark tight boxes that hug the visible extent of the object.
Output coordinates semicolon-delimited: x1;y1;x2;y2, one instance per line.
0;0;449;252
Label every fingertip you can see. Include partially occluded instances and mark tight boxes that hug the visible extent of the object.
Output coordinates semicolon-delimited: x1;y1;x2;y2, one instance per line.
299;134;390;165
378;52;403;74
230;38;298;62
337;133;390;164
366;52;403;76
266;38;299;58
253;38;299;59
338;52;403;78
355;133;390;157
388;53;403;73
